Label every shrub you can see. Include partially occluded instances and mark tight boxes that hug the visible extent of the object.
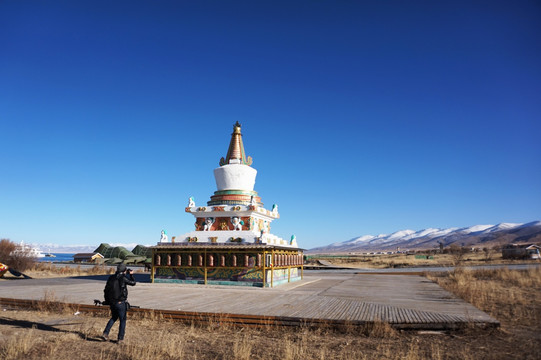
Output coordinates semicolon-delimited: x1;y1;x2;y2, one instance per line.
0;238;37;272
448;244;468;266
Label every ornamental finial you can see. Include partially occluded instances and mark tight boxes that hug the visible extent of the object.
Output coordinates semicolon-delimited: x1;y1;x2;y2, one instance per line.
219;122;253;166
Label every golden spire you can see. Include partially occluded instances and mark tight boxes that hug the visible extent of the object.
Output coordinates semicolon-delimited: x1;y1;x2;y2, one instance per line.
219;122;253;166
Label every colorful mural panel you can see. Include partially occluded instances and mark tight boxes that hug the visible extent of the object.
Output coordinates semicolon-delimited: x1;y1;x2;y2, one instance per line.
154;267;264;284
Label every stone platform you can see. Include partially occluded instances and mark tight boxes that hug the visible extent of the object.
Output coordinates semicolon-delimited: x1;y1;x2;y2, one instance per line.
0;271;499;330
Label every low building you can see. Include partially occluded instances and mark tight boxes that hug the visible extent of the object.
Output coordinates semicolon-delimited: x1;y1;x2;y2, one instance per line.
73;252;104;263
502;244;541;259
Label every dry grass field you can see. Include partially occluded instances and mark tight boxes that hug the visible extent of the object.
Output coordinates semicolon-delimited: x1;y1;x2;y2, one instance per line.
1;266;540;359
29;263;116;278
315;252;539;268
1;263;131;279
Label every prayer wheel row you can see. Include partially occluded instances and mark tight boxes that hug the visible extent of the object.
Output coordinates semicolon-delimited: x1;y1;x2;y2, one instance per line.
274;254;303;267
154;252;303;268
154;253;262;267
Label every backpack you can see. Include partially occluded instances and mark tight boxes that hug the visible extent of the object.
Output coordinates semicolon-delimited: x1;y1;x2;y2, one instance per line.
103;274;121;305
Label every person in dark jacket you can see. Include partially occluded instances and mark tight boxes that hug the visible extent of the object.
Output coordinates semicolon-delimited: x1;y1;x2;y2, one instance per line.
102;263;136;343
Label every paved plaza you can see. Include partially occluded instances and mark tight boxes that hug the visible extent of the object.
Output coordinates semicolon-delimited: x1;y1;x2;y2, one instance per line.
0;271;499;329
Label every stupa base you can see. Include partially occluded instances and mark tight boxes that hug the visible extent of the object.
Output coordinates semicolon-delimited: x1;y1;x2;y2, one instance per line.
151;243;304;287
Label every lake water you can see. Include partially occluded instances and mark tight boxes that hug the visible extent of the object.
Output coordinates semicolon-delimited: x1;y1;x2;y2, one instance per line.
38;253;75;262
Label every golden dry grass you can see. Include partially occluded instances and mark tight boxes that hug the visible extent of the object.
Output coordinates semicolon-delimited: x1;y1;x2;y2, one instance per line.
0;313;421;360
29;263;116;278
1;267;540;360
0;263;127;280
427;267;541;329
319;252;538;269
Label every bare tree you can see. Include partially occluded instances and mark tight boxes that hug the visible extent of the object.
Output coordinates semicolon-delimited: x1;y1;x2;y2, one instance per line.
0;239;37;272
482;247;492;262
448;244;467;266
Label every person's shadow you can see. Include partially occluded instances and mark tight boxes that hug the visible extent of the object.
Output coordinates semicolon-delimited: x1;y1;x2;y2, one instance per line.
0;317;103;342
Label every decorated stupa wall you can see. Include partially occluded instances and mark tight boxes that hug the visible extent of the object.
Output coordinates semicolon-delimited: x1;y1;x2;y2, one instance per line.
152;246;303;287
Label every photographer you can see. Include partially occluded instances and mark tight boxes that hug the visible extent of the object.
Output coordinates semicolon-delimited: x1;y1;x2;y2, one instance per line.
102;263;136;344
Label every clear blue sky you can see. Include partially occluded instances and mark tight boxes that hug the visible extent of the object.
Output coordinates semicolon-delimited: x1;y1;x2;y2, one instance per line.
1;1;540;249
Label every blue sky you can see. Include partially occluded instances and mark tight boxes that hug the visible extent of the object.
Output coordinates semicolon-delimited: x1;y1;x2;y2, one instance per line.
1;1;540;249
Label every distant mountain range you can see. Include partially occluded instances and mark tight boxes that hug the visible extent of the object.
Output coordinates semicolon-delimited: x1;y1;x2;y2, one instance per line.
27;243;152;254
27;244;95;254
308;221;541;254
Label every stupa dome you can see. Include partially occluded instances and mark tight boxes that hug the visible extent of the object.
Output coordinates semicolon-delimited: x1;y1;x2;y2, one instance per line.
210;122;261;205
214;164;257;191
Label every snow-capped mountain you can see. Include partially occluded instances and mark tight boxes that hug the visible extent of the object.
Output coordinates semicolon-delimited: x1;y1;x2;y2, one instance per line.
28;242;154;253
29;243;96;254
308;221;541;253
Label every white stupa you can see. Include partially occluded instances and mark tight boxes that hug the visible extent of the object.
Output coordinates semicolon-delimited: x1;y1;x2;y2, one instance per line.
173;121;297;248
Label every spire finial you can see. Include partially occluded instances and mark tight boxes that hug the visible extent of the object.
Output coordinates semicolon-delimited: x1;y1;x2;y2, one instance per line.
219;122;253;166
